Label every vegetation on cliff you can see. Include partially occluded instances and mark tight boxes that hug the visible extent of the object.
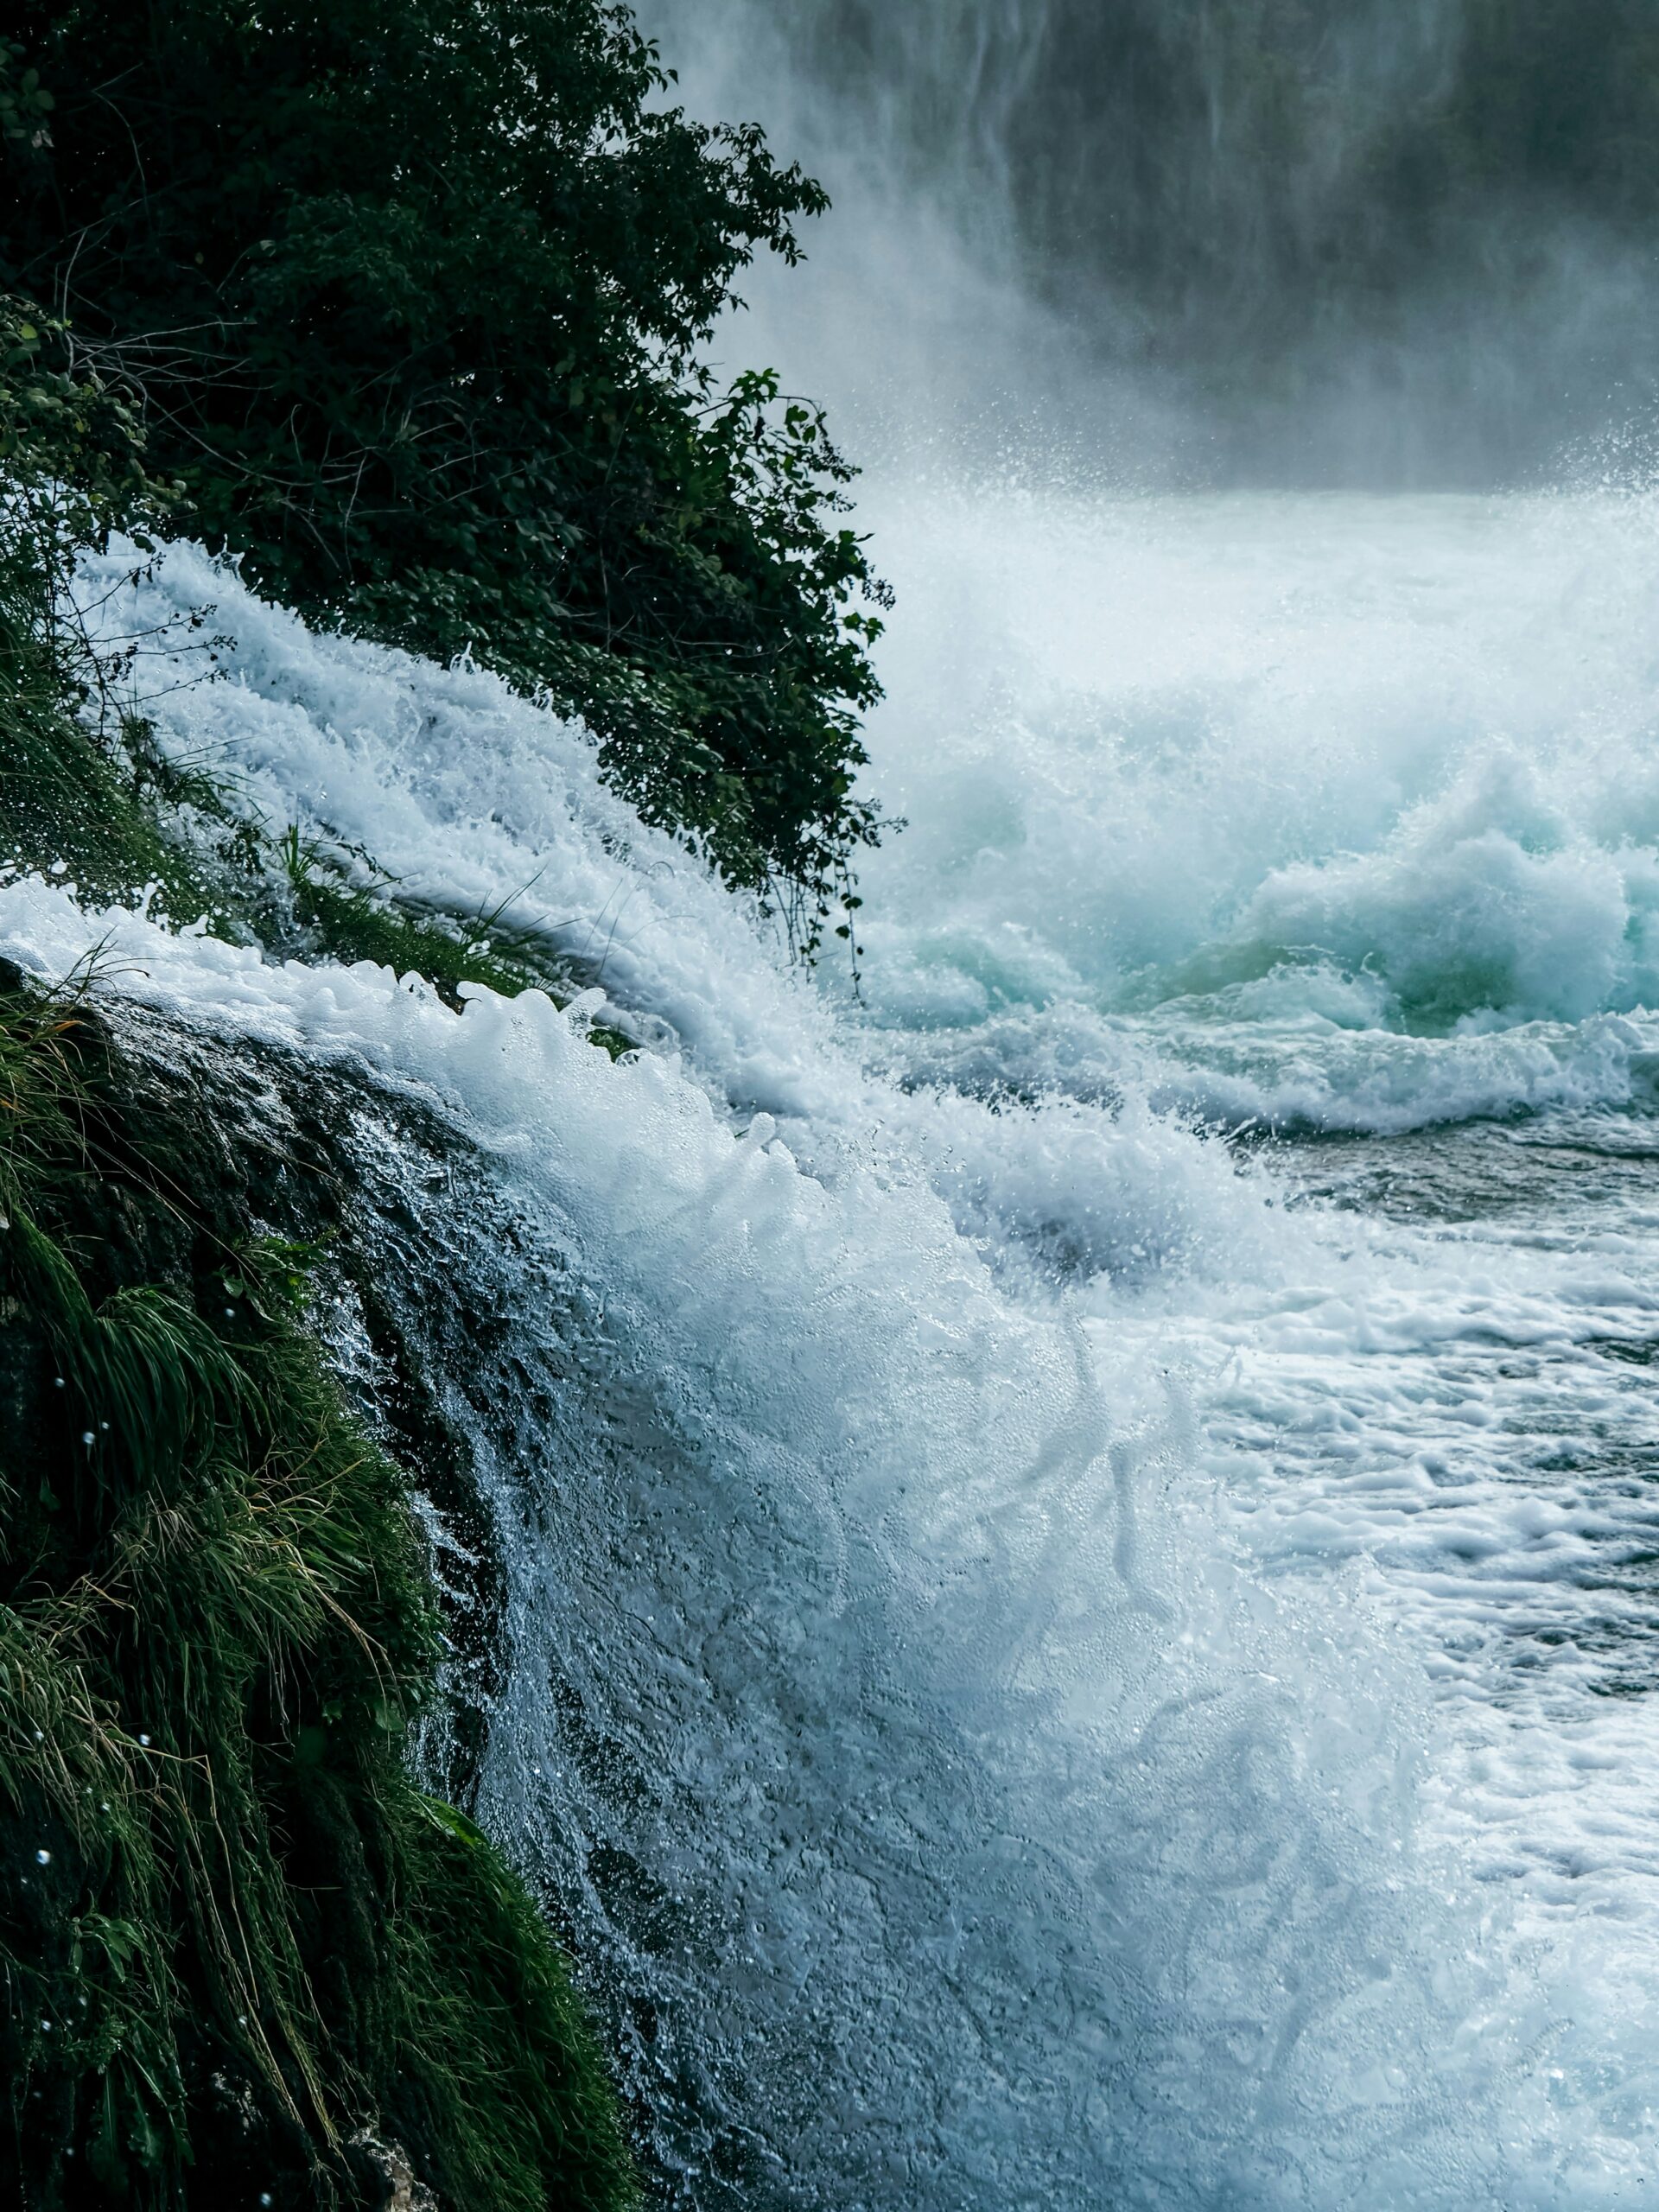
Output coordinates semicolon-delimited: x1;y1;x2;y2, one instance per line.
0;297;206;917
0;975;639;2209
3;0;887;944
0;353;639;2177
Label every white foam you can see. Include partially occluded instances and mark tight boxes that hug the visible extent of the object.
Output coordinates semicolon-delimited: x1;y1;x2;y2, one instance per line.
845;483;1659;1132
20;491;1659;2202
0;863;1543;2204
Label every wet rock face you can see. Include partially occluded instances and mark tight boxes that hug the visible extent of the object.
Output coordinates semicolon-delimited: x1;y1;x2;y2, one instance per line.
346;2128;441;2211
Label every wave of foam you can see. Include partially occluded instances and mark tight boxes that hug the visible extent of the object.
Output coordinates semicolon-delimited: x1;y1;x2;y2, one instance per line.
847;484;1659;1131
78;538;1301;1288
0;861;1559;2209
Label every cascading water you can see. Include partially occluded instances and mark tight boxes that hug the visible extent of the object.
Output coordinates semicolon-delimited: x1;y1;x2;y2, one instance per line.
10;6;1659;2206
0;481;1652;2204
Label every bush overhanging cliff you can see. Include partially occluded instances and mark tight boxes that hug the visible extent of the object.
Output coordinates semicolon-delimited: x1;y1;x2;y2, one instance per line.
4;0;888;945
0;0;877;2195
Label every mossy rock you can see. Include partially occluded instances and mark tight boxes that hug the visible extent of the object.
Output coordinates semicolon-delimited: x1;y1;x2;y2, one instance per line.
0;976;638;2210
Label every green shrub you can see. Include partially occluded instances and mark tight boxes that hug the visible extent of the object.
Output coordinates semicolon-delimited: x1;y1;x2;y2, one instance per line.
4;0;890;943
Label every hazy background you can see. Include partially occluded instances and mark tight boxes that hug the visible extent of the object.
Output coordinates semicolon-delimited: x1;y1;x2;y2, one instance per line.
640;0;1659;485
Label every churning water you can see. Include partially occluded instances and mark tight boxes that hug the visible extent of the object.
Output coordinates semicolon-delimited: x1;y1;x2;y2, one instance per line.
10;9;1659;2199
6;475;1659;2206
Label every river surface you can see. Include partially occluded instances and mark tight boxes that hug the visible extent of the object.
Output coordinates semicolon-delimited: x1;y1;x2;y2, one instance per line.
7;488;1659;2205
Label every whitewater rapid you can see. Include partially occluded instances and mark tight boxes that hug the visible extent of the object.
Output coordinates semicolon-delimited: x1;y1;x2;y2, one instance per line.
9;488;1659;2204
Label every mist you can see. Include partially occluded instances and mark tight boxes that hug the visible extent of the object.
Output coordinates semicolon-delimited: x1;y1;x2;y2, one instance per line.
640;0;1659;486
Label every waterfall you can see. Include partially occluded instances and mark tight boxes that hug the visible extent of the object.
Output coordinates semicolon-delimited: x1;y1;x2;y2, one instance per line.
643;0;1659;480
9;5;1659;2201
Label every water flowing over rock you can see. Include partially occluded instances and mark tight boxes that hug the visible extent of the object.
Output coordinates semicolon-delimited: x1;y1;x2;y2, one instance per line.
9;479;1659;2201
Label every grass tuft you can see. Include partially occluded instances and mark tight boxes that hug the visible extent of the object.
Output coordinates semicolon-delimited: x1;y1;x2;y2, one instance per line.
0;980;638;2209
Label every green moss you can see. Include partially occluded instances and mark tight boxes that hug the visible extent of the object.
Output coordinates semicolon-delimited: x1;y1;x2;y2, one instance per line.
294;870;542;1006
280;836;637;1055
0;981;639;2209
0;669;641;1057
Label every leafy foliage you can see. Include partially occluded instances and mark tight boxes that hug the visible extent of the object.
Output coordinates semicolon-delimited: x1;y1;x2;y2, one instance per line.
4;0;889;942
0;982;639;2209
0;39;53;150
0;299;221;910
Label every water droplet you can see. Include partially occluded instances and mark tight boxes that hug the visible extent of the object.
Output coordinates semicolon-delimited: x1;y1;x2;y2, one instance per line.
53;1376;64;1389
138;1734;150;1747
35;1849;49;1866
80;1431;94;1446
